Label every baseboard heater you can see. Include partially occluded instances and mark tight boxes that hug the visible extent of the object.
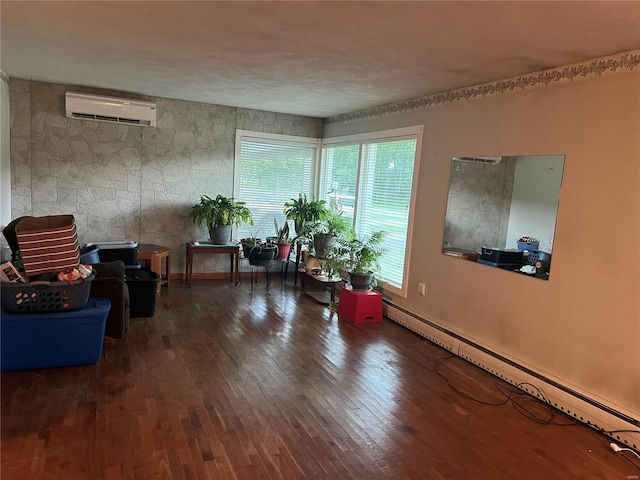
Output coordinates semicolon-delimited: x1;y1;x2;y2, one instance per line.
383;301;640;452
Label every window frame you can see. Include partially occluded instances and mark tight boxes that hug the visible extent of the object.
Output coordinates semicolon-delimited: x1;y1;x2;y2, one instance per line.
320;126;423;298
233;129;321;240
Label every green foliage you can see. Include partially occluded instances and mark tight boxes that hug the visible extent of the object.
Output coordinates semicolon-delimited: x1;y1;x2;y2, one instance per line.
273;218;291;244
283;194;329;234
327;230;387;275
311;210;350;236
190;194;253;229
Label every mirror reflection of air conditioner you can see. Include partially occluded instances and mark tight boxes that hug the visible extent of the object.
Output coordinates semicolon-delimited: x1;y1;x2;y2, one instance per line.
453;156;502;165
65;92;156;127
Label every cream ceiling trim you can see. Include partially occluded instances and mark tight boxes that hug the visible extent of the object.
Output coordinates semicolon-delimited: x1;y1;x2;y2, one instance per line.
325;50;640;126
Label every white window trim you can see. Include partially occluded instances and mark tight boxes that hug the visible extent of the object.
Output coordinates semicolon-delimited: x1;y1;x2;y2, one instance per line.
320;126;423;298
233;129;322;238
234;130;321;193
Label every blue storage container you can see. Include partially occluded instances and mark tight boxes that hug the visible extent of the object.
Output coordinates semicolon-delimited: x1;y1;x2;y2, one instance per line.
517;241;539;251
1;298;110;371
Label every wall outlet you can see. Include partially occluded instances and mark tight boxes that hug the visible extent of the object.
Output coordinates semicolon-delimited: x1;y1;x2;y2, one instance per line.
418;282;426;295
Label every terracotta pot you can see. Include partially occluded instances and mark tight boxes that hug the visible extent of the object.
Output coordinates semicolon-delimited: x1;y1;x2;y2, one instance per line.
275;242;292;261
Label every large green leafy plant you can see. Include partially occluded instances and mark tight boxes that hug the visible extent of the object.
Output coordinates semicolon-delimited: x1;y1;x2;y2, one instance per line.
283;194;328;235
190;194;253;229
328;230;387;275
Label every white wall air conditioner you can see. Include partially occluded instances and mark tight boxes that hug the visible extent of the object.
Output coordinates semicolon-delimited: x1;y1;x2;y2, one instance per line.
65;92;156;127
453;156;502;165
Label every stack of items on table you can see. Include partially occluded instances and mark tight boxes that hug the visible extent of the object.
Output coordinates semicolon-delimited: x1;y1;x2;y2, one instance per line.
477;236;552;279
0;215;110;371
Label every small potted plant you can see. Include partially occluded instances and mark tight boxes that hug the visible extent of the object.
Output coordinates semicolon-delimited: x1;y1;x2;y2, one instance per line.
241;234;278;267
328;230;387;291
311;210;350;260
273;218;292;261
283;194;329;236
190;194;253;244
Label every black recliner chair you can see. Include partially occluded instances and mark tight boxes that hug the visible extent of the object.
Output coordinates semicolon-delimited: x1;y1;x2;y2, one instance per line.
89;260;131;338
2;216;33;270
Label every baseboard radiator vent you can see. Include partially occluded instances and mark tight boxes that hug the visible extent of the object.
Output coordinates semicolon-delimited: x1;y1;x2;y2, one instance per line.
384;302;640;452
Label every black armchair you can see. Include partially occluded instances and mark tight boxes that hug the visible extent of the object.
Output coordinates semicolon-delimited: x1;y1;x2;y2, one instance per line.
90;260;130;338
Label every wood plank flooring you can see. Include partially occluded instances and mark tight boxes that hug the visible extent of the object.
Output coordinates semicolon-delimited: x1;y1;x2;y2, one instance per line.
2;280;637;479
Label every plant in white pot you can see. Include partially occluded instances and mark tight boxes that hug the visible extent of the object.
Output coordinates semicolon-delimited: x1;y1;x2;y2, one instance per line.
190;194;253;245
328;230;387;291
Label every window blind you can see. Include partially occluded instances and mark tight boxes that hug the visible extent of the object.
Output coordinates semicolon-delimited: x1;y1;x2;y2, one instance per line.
320;126;422;294
235;131;319;241
356;138;418;288
319;144;360;223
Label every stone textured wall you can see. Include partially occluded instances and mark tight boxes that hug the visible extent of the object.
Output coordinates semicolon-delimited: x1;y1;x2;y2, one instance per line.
443;157;516;251
9;79;323;274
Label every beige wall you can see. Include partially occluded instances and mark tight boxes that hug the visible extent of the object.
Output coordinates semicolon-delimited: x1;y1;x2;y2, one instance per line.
8;80;323;274
324;72;640;420
0;72;10;226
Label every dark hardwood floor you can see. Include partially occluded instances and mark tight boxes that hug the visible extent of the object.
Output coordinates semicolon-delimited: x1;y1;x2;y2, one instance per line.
2;279;637;479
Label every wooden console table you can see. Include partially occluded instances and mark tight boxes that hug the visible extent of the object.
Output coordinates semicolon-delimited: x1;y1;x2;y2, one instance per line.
185;242;240;287
138;244;171;293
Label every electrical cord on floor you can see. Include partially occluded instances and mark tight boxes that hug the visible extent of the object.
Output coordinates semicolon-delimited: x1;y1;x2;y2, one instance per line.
603;429;640;435
435;355;640;470
609;443;640;470
435;355;577;426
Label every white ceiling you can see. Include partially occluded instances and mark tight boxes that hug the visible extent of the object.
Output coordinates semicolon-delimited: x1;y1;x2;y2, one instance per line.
2;1;639;118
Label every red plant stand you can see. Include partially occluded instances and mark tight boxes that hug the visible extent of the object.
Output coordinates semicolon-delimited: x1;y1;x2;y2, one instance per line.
337;286;383;323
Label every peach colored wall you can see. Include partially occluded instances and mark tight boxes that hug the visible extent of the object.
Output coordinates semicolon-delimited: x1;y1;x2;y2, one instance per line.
324;72;640;419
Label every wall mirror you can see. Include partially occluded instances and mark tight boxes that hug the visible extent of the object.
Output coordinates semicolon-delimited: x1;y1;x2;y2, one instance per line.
442;155;564;280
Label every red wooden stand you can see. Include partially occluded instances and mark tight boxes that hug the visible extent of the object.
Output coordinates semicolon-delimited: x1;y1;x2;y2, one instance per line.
337;286;383;323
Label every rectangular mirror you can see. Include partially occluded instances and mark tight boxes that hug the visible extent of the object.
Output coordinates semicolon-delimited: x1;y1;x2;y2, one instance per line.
442;155;564;280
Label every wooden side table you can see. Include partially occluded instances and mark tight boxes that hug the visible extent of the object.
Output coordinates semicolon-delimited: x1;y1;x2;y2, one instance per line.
298;269;343;306
185;242;240;287
137;244;171;293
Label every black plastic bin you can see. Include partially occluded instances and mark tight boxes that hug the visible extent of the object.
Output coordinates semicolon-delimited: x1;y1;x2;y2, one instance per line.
79;244;101;264
87;241;138;265
125;267;159;318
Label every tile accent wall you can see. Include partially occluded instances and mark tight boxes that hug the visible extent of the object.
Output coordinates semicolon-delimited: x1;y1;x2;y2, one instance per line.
9;80;323;274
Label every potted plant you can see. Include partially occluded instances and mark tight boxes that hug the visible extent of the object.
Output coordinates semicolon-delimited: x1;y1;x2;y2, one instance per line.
283;194;329;236
241;234;278;267
328;230;387;291
273;218;292;261
311;210;350;260
190;194;253;245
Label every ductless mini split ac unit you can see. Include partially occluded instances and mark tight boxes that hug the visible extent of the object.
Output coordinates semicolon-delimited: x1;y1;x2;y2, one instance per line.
65;92;156;127
453;156;502;165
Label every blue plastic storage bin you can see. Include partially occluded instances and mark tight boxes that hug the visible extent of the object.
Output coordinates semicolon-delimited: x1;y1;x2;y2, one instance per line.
517;241;539;251
1;297;110;371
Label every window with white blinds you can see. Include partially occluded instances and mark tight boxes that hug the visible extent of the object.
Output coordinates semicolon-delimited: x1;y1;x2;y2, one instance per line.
318;144;359;223
320;126;423;296
234;130;320;241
